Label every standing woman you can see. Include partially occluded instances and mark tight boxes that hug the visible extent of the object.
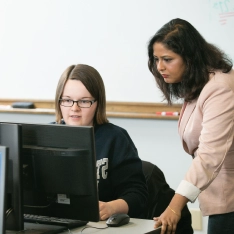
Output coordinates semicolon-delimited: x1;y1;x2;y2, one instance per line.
54;64;148;220
148;18;234;234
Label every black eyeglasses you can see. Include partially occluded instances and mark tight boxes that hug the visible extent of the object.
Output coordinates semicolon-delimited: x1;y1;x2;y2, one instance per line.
59;99;97;108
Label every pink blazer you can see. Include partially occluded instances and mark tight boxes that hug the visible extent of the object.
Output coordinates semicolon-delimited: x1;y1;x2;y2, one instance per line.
178;69;234;216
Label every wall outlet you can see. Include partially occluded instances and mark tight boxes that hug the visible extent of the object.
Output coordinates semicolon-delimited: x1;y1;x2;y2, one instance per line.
190;208;202;230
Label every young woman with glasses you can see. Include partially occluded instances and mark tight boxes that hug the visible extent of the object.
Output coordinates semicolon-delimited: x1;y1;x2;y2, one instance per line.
53;64;148;221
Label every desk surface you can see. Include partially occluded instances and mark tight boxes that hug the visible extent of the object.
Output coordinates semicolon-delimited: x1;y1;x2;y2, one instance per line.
7;218;159;234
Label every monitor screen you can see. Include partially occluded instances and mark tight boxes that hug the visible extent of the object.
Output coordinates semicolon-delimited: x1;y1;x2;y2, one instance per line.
0;123;23;231
21;123;99;222
0;146;9;234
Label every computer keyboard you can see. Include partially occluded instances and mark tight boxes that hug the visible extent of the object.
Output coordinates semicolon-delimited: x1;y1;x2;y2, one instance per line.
24;213;88;228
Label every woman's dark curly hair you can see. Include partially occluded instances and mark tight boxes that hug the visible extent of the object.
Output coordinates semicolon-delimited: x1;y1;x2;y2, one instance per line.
148;18;233;105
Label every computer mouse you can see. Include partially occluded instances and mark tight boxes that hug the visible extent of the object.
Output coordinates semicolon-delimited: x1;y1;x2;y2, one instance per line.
106;213;130;227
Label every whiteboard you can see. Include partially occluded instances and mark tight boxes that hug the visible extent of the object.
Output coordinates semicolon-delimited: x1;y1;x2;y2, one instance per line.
0;0;234;103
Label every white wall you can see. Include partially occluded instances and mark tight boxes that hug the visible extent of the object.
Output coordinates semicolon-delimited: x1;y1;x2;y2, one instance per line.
0;112;208;233
0;0;234;102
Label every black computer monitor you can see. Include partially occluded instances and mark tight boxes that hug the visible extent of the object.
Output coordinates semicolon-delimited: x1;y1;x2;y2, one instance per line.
0;123;23;231
21;123;99;222
0;146;9;234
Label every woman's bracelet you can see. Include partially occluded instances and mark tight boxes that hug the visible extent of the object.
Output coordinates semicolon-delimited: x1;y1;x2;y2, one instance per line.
168;206;180;217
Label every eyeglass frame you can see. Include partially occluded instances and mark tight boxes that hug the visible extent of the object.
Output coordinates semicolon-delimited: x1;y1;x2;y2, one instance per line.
59;99;97;108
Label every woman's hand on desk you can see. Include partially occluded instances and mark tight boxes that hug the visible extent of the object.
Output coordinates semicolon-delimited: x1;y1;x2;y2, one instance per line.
154;207;181;234
99;199;129;220
154;194;188;233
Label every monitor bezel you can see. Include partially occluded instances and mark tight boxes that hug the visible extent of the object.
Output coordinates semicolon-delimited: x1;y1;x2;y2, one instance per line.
0;146;9;234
